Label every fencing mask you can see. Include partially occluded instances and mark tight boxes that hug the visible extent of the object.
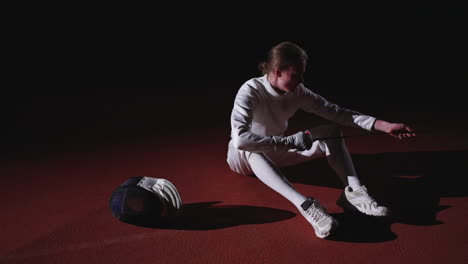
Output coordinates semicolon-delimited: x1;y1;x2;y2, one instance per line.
109;176;183;224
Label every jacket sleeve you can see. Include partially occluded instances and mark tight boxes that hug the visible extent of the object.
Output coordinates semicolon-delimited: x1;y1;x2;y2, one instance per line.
230;85;283;152
298;85;376;131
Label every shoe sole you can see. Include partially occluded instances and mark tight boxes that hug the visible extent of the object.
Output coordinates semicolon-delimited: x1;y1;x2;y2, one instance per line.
314;219;339;239
300;210;339;239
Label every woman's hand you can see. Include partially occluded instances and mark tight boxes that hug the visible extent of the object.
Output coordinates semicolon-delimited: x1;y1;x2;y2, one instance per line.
374;120;416;140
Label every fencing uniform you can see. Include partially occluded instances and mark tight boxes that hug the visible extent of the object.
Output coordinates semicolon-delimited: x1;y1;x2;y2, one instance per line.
227;75;376;176
225;74;393;232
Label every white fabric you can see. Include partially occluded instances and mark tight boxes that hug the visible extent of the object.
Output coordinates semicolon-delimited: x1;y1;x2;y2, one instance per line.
347;176;362;190
244;124;361;210
137;177;183;212
247;152;307;211
227;75;376;175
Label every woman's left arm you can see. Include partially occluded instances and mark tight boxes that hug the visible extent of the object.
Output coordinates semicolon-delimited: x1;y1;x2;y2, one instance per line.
298;85;376;131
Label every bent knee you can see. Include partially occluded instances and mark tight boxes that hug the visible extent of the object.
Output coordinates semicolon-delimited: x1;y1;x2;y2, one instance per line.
325;124;343;137
309;124;343;139
316;125;345;155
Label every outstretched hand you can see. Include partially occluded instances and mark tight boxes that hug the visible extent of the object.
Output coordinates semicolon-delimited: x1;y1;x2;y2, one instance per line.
374;120;416;140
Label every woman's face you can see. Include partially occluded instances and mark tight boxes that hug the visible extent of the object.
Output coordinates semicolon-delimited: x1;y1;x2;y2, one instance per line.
276;60;306;93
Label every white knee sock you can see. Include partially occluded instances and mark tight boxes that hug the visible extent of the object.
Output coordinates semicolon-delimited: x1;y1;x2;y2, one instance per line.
247;152;307;210
325;137;362;189
346;176;362;190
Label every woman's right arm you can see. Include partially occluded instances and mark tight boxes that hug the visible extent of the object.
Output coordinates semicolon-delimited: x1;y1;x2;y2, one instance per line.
230;85;312;152
230;85;279;152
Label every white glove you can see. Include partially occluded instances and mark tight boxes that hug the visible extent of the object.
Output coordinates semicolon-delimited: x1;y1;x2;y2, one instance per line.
273;130;314;151
137;177;183;216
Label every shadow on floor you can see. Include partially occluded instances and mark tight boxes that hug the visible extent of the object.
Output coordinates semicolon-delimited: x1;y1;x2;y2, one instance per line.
326;212;397;243
121;201;296;230
281;150;466;223
122;150;464;242
246;150;465;242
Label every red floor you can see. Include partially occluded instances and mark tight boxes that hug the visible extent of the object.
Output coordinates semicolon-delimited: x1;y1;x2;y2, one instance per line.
1;116;467;263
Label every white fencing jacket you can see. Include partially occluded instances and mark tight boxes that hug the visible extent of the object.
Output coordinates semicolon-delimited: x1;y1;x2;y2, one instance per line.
226;75;376;174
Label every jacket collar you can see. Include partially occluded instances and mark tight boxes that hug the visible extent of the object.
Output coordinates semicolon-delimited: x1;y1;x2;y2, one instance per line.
262;75;287;98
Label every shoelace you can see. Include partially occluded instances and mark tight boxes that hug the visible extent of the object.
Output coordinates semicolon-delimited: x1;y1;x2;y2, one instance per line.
305;203;326;222
355;188;379;208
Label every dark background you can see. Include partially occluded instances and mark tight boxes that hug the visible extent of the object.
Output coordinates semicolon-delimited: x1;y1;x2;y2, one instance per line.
1;3;466;155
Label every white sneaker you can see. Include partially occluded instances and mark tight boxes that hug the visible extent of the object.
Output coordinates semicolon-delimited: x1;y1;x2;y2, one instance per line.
300;198;338;238
338;185;390;216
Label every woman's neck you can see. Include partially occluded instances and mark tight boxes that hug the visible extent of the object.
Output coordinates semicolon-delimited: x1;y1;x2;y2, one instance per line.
267;74;286;94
